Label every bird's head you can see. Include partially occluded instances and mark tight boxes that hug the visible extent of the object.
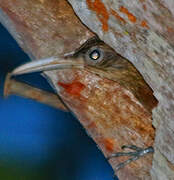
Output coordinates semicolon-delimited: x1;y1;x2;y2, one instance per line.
11;36;156;112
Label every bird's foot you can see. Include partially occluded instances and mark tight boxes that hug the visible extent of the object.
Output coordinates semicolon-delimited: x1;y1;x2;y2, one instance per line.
107;145;154;171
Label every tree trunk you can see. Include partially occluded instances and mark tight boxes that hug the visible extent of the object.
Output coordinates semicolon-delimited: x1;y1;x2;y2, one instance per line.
1;0;173;179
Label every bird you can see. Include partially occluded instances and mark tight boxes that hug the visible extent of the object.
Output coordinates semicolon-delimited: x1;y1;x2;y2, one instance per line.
7;36;157;175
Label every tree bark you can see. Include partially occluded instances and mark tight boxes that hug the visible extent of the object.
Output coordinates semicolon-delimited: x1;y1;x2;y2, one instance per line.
0;0;169;179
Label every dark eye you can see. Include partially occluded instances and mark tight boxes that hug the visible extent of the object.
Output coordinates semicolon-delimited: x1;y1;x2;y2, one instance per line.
85;46;104;66
89;50;100;60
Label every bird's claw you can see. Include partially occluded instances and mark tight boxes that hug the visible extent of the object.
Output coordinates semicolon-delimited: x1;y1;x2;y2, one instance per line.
107;145;154;172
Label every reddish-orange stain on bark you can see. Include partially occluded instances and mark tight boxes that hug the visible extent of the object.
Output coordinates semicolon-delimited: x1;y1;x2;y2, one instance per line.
167;26;174;33
88;121;97;129
110;9;126;24
143;4;147;11
141;20;149;28
58;81;85;96
103;138;115;152
86;0;109;32
119;6;137;23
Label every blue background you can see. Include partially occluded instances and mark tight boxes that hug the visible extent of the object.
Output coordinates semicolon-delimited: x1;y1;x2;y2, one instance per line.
0;23;118;180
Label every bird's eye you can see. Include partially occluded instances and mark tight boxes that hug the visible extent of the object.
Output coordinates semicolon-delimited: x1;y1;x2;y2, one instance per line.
89;50;100;60
85;46;104;66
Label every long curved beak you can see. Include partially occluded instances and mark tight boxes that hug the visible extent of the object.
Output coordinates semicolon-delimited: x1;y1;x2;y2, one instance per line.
12;56;84;76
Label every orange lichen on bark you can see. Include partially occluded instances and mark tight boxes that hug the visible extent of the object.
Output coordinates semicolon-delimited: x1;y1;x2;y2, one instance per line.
58;81;85;96
119;6;137;23
141;20;149;28
103;138;115;152
86;0;109;32
110;9;126;24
